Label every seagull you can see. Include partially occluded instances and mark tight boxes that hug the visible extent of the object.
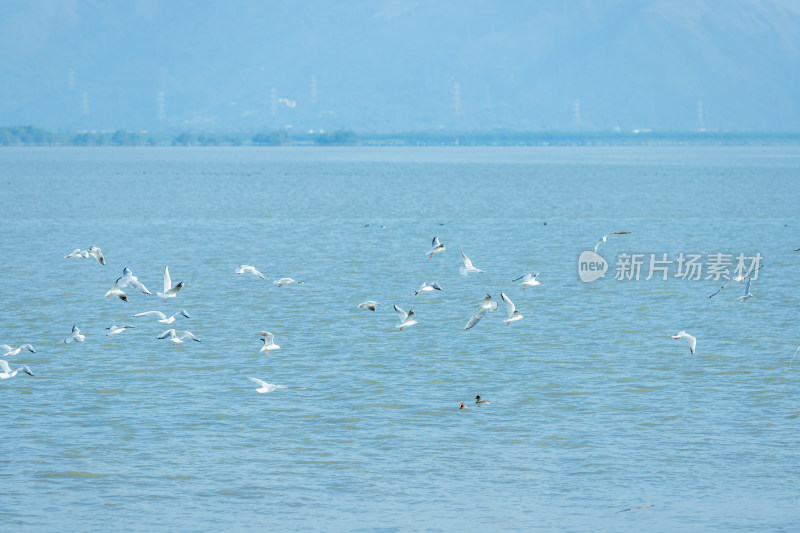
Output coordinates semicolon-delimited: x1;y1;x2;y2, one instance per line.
428;236;446;258
0;344;36;357
64;325;85;343
459;252;484;275
118;267;151;295
105;277;128;302
157;266;183;302
594;232;631;256
672;331;696;354
273;277;303;287
736;276;754;302
513;273;541;289
65;248;89;259
475;395;491;405
394;305;418;330
87;245;106;265
247;376;286;394
157;329;200;344
133;309;190;324
0;359;33;379
106;324;136;338
358;301;382;311
709;264;763;298
236;265;265;279
259;331;281;356
415;281;443;295
501;292;523;324
464;295;498;330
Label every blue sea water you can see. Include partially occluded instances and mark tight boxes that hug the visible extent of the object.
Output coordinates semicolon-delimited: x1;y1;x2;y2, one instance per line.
1;146;799;531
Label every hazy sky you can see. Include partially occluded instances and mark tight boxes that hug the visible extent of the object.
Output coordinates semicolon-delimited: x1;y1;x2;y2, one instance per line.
2;0;799;132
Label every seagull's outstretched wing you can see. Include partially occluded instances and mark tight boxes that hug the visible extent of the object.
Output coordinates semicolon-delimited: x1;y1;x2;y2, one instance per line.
393;304;409;322
163;266;171;294
501;292;516;318
157;328;177;339
180;331;201;342
464;307;489;330
134;310;168;320
248;376;269;388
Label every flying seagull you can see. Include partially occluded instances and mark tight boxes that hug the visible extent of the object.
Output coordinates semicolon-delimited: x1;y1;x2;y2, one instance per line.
0;344;36;357
428;236;446;258
105;277;128;302
415;281;443;295
133;309;190;324
87;245;106;265
118;267;151;295
236;265;266;279
106;324;136;338
459;252;484;275
247;376;286;393
157;329;200;344
394;305;418;330
513;273;541;289
464;295;498;330
273;277;303;287
672;331;696;354
157;266;184;302
594;232;631;256
501;292;523;324
709;264;763;298
259;331;281;356
64;325;86;343
0;359;33;379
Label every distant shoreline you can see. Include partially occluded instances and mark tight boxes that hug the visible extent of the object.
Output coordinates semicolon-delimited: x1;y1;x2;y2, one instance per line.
2;126;800;147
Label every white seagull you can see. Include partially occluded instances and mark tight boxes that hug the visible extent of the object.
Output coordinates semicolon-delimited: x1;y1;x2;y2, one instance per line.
106;324;136;338
415;281;443;295
236;265;266;279
105;277;128;302
428;236;446;258
64;325;86;343
87;245;106;265
118;267;151;295
394;305;418;330
259;331;281;356
501;292;523;324
512;273;541;289
1;344;36;357
157;266;184;302
459;252;485;276
65;248;89;259
133;309;190;324
594;232;631;256
709;264;763;298
247;376;286;393
273;277;303;287
157;329;200;344
464;294;498;330
358;301;382;311
0;359;33;379
672;331;697;354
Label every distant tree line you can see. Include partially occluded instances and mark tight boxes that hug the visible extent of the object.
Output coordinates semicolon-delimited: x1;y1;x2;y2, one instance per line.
1;125;799;147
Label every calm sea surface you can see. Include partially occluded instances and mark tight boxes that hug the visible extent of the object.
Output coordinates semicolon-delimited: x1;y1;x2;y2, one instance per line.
1;146;799;531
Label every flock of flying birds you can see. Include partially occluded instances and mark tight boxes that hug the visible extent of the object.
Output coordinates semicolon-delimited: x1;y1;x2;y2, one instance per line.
1;244;298;390
0;232;782;404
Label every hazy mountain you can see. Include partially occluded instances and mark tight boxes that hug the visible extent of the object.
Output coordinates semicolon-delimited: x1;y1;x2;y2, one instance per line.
1;0;798;132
